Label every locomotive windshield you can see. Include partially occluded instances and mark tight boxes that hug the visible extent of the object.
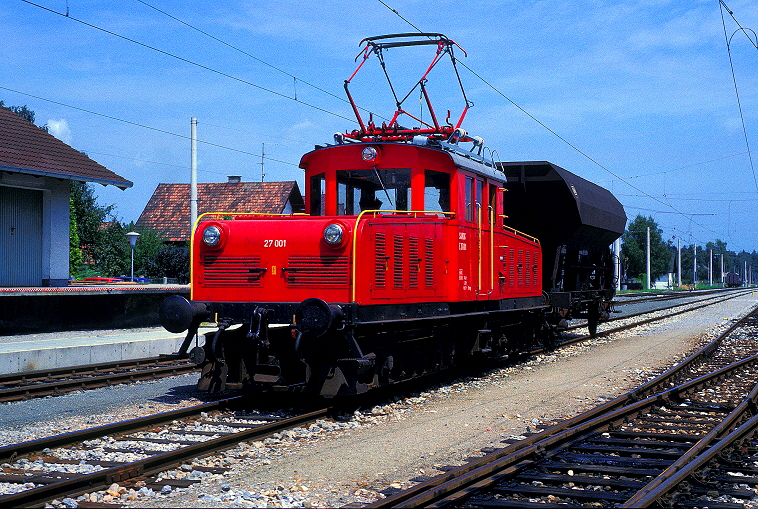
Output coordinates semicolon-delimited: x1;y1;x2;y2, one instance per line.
308;166;452;216
333;169;410;215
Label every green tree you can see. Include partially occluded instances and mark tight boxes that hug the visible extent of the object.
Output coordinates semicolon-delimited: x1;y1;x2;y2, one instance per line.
0;100;48;131
620;215;672;287
70;181;116;246
128;225;165;277
678;244;710;286
704;239;732;284
69;181;126;278
94;221;130;277
69;196;83;279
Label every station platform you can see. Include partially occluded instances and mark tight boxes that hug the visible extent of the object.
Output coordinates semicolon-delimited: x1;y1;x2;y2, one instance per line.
0;284;189;335
0;326;192;374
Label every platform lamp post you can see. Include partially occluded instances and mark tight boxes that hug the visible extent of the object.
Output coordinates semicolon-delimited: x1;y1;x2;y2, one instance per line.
126;232;141;282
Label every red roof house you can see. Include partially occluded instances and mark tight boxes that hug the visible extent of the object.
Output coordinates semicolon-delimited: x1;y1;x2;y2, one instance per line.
0;107;132;189
136;178;304;242
0;106;132;286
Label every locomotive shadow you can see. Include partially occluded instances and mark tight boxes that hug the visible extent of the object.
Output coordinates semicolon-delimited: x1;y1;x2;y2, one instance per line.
148;382;226;405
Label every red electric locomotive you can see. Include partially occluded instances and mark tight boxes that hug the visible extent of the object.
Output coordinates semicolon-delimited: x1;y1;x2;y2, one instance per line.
160;34;625;396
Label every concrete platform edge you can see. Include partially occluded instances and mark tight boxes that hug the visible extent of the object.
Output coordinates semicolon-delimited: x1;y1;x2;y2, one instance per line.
1;337;187;374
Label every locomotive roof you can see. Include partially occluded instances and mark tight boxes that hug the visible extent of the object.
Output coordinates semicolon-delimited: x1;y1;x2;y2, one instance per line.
303;139;506;182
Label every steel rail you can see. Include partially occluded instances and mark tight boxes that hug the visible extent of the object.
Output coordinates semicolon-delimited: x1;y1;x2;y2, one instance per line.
0;354;185;385
567;287;750;332
613;287;737;306
0;397;241;464
561;288;751;342
0;405;329;508
622;380;758;507
379;354;758;508
0;361;197;403
367;303;758;508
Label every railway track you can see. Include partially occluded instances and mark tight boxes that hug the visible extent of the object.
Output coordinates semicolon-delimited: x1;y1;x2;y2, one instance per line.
1;289;748;404
0;397;330;507
367;304;758;508
613;287;736;306
0;290;753;506
0;356;197;403
563;287;751;337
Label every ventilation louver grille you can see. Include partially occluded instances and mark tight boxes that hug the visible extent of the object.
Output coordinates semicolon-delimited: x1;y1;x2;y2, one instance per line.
393;234;404;288
202;256;263;287
286;256;349;287
425;238;434;287
375;232;386;288
409;236;419;288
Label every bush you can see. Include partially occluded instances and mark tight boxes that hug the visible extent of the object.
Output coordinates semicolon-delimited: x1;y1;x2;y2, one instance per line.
145;246;190;282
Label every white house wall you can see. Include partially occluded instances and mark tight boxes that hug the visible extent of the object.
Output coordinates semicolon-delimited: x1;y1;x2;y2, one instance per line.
0;172;70;287
45;179;70;286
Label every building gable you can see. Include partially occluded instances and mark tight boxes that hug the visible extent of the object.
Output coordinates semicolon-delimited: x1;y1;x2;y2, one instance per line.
136;180;304;242
0;107;132;189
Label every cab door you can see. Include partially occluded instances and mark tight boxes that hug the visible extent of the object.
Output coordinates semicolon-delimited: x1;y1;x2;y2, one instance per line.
364;220;443;301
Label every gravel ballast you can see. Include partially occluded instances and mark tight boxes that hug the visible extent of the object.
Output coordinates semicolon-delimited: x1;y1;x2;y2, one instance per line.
133;292;758;508
2;292;757;508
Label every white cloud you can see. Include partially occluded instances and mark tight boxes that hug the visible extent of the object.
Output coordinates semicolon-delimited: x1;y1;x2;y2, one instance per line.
47;118;72;145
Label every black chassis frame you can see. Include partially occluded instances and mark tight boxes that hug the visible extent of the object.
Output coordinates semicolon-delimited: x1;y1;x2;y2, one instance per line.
185;295;549;395
548;289;616;314
200;295;547;331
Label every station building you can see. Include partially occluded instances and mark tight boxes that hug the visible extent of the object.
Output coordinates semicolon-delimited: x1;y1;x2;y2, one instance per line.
0;107;132;287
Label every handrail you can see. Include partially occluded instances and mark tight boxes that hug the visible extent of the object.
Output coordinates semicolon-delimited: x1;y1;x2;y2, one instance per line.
500;221;541;245
351;209;455;302
490;205;495;292
476;202;482;294
197;211;307;220
191;209;535;303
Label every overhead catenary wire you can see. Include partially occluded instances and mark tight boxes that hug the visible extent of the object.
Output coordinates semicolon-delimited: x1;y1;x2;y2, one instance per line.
0;85;298;168
21;0;357;125
80;149;252;178
374;0;723;240
133;0;386;123
719;0;758;194
8;1;756;249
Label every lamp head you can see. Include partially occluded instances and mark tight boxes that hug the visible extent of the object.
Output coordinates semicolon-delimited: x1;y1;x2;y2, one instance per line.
126;231;141;248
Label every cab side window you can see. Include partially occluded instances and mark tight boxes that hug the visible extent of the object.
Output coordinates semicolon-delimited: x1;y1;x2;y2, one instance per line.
465;176;474;221
310;173;325;216
424;170;450;212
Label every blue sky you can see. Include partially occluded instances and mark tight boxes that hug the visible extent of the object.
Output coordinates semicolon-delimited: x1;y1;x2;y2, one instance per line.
3;0;758;253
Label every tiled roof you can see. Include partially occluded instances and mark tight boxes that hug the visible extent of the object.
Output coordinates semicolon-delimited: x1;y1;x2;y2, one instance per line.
135;181;304;242
0;107;132;189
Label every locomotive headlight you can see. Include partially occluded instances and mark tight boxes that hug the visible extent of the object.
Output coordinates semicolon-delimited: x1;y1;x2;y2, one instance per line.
202;225;222;247
361;146;378;162
323;223;344;245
